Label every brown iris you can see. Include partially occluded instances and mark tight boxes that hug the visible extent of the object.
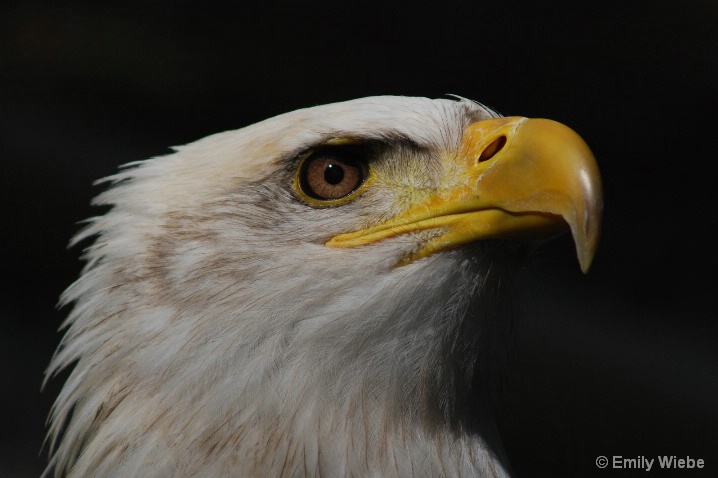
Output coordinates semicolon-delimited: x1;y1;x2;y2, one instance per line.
299;153;366;200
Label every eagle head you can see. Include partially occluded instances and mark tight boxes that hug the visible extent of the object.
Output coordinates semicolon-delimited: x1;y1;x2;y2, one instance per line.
46;96;602;477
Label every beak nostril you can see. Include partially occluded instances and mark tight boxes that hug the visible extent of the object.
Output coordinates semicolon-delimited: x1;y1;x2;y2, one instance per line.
478;136;507;163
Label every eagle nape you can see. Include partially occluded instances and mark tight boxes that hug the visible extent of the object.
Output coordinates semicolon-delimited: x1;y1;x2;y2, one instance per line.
45;96;602;478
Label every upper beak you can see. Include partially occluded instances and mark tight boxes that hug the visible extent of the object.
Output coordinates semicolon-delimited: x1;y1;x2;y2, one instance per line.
327;117;603;273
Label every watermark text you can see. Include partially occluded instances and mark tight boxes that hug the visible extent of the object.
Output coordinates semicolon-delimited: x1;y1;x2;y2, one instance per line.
596;455;705;471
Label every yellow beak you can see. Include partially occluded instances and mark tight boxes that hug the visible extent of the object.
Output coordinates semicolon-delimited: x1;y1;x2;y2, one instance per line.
326;117;603;273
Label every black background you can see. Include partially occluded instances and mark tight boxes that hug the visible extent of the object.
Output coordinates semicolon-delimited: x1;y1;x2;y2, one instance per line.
2;1;716;477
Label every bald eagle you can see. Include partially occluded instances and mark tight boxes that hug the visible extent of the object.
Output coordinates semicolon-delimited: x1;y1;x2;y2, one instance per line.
45;96;602;477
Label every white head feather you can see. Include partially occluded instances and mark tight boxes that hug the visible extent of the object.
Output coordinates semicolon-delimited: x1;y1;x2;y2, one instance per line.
46;96;517;477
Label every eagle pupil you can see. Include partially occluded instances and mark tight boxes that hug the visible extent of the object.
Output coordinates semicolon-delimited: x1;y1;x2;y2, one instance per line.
324;163;344;185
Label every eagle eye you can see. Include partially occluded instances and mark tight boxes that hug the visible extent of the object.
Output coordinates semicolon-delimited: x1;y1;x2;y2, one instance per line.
297;149;368;202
